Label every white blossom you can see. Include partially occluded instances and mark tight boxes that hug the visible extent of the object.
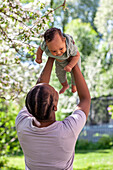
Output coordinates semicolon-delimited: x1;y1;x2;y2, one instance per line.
0;0;54;99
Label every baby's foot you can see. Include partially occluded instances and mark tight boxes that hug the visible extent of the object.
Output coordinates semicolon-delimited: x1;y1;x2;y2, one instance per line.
64;65;72;72
59;84;69;94
72;85;77;93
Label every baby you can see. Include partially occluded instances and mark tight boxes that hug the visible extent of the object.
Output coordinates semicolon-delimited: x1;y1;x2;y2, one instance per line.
36;27;81;94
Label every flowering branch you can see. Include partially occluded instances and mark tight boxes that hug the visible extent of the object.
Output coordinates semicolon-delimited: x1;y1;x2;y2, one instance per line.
0;0;67;100
0;0;67;57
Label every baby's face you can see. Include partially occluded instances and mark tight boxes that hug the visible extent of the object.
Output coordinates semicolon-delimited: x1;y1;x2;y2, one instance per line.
46;33;66;56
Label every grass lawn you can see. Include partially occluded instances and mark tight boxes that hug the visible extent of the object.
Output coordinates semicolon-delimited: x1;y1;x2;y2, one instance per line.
74;149;113;170
1;155;25;170
1;149;113;170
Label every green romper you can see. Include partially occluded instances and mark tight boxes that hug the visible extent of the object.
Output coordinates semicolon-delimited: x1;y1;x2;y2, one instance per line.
40;34;81;85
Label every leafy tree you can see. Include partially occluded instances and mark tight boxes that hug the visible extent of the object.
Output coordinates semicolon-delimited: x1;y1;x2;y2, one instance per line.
0;0;66;100
72;0;99;30
94;0;113;69
0;99;22;158
0;48;43;100
0;0;53;99
50;0;99;31
94;0;113;96
64;19;113;98
65;19;99;67
0;0;54;60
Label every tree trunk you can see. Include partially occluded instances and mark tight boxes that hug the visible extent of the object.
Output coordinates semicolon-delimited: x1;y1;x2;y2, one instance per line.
50;0;54;27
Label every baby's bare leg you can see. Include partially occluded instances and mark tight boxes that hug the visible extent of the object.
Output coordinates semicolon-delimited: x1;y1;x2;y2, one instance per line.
55;60;69;94
59;81;69;94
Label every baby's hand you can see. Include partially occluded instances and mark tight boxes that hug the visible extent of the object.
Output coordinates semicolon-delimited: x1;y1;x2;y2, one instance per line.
35;58;42;64
64;65;72;72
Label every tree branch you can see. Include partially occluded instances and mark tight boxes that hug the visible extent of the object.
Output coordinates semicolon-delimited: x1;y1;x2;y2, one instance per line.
32;0;67;28
54;0;66;11
0;0;67;58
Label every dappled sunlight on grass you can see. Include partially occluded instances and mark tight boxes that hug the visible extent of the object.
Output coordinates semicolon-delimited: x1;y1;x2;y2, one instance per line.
73;149;113;170
1;155;24;170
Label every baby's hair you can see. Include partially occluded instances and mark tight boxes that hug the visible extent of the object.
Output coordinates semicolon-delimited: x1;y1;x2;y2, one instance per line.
44;27;64;43
25;85;54;121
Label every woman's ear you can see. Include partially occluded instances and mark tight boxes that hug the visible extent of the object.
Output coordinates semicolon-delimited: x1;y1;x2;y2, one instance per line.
53;106;57;111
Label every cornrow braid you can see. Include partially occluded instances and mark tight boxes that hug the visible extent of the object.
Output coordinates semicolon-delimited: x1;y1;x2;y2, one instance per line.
44;27;64;43
25;85;54;121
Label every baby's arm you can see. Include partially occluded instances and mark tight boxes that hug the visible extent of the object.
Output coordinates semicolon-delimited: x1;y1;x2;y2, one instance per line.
35;46;43;64
64;51;80;72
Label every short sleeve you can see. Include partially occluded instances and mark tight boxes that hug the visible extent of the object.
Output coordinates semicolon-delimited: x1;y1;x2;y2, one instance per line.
63;110;86;138
40;41;46;51
15;107;33;128
69;36;78;56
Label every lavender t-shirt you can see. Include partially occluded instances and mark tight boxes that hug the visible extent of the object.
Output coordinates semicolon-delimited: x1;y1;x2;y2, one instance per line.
16;107;86;170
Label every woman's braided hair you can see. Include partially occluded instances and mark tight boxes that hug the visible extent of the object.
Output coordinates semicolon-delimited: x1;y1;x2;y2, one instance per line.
25;85;54;121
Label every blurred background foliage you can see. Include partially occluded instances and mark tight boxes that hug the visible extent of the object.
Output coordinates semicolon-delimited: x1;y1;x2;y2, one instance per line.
0;0;113;166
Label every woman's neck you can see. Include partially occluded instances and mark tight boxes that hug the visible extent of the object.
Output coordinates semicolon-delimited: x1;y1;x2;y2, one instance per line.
33;119;56;128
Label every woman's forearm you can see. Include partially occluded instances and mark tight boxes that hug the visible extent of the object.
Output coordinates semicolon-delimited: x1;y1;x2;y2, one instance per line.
72;64;91;119
36;57;55;84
